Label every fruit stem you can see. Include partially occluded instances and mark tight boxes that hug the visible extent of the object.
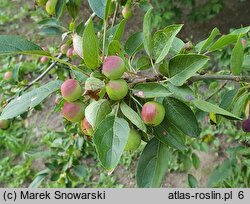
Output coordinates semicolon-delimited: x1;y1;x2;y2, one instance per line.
130;94;143;108
111;1;119;27
102;20;108;61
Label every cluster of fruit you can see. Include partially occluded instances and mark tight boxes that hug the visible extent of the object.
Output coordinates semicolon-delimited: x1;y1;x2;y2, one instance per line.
59;55;166;151
36;0;133;20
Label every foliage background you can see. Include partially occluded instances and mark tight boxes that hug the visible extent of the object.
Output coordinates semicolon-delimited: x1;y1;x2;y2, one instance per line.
0;0;250;187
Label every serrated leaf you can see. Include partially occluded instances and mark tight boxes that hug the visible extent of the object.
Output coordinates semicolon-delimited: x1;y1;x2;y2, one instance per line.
0;35;49;56
120;101;147;133
153;24;183;64
154;120;186;151
209;34;238;52
196;27;220;52
82;18;99;69
88;0;107;20
167;83;195;102
231;38;244;75
132;82;171;98
143;7;153;57
85;99;112;129
169;54;209;86
163;97;200;137
125;32;144;56
0;80;63;120
136;138;169;187
193;99;241;120
93;116;130;171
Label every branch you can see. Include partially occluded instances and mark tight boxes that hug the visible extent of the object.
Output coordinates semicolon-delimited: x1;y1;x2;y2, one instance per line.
189;74;250;82
6;54;63;103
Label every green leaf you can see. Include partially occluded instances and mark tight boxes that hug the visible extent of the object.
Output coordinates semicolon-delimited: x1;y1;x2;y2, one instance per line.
153;24;183;64
82;18;99;69
104;0;112;20
230;38;244;75
136;56;151;70
56;0;66;19
85;99;112;129
143;7;153;57
188;174;198;188
120;101;147;133
93;116;130;171
207;159;233;187
192;153;200;169
154;120;186;151
132;83;171;98
29;169;50;188
0;80;62;120
113;19;126;41
169;54;209;86
125;32;144;56
232;93;249;117
230;26;250;35
88;0;107;20
196;27;220;52
136;138;169;187
108;40;123;55
73;165;88;178
163;97;200;137
193;99;241;120
66;0;80;19
169;37;185;55
167;83;195;102
243;55;250;70
208;34;238;52
0;35;48;56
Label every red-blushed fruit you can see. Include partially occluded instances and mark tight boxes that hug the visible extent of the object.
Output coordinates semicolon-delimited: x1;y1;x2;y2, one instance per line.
141;101;165;126
60;44;69;54
106;79;128;100
0;120;10;130
122;4;133;19
40;56;48;64
124;129;141;151
80;117;94;136
242;118;250;132
62;101;85;123
66;48;74;58
4;71;12;81
61;79;83;102
102;56;125;79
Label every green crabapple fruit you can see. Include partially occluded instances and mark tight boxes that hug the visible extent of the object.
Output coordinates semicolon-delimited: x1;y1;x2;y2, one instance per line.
46;0;57;15
61;79;83;102
122;4;133;19
141;101;165;126
106;79;128;100
0;120;10;130
62;101;85;123
102;56;126;79
4;71;12;81
80;117;94;137
124;129;141;151
60;44;69;54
